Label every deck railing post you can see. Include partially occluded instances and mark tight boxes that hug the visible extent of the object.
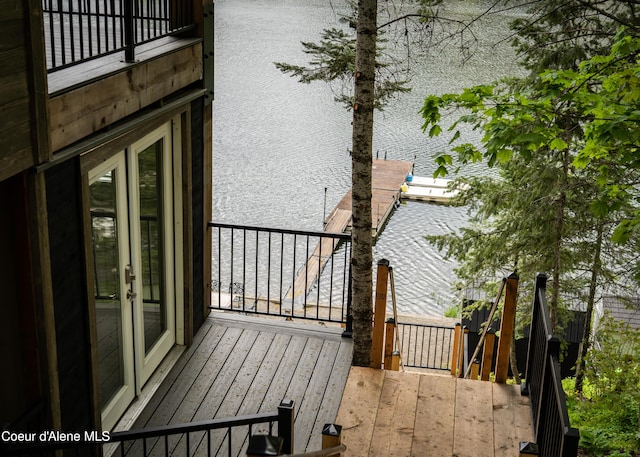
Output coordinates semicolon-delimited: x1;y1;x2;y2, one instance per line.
451;323;461;376
371;259;390;369
495;272;519;383
123;0;135;62
458;326;468;378
322;424;343;457
277;399;294;455
480;329;495;381
343;257;353;338
384;318;396;370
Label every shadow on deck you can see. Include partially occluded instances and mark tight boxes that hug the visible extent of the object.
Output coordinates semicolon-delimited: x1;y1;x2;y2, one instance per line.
132;311;353;455
337;367;534;457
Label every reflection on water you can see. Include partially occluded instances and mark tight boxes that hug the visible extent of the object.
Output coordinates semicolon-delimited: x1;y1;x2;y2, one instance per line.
213;0;525;317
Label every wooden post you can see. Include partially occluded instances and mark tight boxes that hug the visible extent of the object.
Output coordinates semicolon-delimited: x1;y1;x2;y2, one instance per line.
450;323;461;376
277;399;295;454
322;424;342;457
495;273;519;383
458;326;468;378
481;329;495;381
384;318;395;370
391;350;400;371
371;259;389;369
470;359;480;380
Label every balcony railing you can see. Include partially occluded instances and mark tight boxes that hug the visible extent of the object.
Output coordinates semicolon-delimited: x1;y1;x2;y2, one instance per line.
397;321;454;371
209;222;352;333
42;0;196;72
523;273;580;457
2;400;294;457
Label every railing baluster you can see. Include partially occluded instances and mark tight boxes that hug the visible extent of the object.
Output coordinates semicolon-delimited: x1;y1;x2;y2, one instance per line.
267;231;272;313
242;228;247;310
255;229;259;310
292;233;297;311
279;232;284;315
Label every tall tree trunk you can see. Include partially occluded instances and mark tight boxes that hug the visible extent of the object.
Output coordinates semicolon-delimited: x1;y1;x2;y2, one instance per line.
575;222;603;394
351;0;377;367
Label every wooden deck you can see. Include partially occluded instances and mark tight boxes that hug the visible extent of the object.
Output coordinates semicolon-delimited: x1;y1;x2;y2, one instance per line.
131;312;353;455
336;367;534;457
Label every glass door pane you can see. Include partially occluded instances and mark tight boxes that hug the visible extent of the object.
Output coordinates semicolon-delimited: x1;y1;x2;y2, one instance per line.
89;153;135;431
137;141;166;354
130;122;175;386
91;170;124;405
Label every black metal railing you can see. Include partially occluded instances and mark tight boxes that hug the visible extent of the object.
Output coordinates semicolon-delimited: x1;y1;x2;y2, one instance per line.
397;322;454;371
2;400;294;457
523;273;579;457
42;0;196;72
209;222;353;332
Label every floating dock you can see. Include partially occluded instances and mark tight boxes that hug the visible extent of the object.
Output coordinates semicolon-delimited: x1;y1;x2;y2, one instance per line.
288;159;412;300
401;175;459;203
326;159;413;237
289;160;461;301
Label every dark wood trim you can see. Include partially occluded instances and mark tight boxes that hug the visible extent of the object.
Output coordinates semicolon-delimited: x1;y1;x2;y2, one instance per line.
26;171;62;430
181;109;194;346
203;104;212;319
79;172;103;430
24;0;51;164
32;89;205;175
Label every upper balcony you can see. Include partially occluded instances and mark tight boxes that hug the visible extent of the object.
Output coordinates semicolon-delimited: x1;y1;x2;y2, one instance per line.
38;0;212;152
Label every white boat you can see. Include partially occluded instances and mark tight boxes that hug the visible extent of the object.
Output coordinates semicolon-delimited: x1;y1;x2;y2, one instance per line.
401;176;460;203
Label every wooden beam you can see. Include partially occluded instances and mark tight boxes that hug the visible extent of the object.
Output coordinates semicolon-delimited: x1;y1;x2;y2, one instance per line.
495;273;519;383
371;259;389;369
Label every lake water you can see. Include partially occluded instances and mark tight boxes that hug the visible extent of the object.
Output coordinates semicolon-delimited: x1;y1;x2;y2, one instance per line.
213;0;526;317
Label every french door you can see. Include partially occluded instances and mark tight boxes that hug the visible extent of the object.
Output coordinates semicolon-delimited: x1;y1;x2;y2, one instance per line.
88;122;178;430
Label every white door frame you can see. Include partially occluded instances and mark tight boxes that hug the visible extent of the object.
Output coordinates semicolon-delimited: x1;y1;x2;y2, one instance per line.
89;117;184;429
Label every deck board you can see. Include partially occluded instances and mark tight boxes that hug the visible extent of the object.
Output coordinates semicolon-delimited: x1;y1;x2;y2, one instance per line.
335;367;386;457
412;373;456;456
453;378;494;457
492;384;535;457
337;368;534;457
130;312;352;456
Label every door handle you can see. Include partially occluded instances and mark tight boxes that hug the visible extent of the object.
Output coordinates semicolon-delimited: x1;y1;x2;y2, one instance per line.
127;289;137;300
125;264;136;284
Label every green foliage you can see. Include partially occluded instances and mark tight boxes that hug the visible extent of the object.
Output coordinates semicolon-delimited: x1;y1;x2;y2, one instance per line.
563;317;640;456
274;25;412;110
443;303;460;318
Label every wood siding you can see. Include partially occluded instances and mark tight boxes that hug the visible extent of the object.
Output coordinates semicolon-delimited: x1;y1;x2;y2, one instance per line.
0;0;49;180
45;159;94;431
48;43;203;152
